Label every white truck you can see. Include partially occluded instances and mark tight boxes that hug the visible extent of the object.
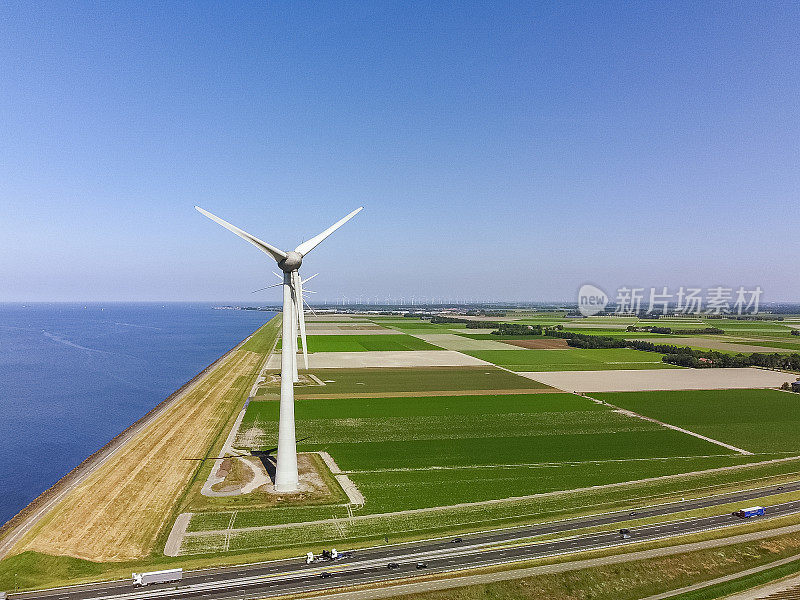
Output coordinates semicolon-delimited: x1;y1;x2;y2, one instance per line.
306;548;340;564
132;568;182;586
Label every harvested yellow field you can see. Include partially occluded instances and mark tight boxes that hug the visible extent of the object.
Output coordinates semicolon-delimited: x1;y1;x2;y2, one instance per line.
13;322;276;562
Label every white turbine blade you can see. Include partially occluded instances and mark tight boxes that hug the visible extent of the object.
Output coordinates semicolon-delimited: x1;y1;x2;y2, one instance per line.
289;287;299;382
304;297;319;317
292;271;309;370
251;282;282;293
195;206;287;263
301;273;319;285
273;271;283;280
294;207;363;257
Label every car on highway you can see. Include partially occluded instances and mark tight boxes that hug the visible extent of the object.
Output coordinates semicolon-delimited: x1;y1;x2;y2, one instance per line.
619;528;631;539
416;562;428;569
451;537;463;543
387;562;400;569
318;572;332;579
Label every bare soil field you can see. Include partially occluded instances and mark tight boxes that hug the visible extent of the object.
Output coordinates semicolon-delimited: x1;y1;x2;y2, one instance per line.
307;322;392;332
305;327;398;335
12;347;264;561
266;350;492;369
305;315;371;322
519;367;792;393
411;333;516;351
503;339;571;349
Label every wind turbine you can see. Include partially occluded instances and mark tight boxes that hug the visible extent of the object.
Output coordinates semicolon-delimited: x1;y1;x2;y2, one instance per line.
195;205;363;492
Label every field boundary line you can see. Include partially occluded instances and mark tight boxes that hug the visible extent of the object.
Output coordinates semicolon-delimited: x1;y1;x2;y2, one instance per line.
585;394;754;456
344;454;781;473
319;452;365;507
223;511;237;552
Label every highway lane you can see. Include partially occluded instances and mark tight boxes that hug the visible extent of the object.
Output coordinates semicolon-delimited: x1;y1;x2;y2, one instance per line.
13;479;800;600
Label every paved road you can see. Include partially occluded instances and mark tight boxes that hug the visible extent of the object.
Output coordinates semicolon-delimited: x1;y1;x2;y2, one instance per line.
12;480;800;600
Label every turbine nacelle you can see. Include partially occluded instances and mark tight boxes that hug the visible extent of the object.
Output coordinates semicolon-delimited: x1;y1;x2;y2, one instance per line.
279;251;303;272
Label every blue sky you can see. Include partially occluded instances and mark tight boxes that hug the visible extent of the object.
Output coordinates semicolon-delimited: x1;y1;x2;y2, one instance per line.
1;2;798;302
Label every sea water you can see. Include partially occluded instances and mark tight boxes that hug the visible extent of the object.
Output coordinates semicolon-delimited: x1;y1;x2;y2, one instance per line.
0;303;275;526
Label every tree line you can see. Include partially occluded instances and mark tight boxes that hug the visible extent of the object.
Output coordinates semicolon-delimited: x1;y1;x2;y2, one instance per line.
486;324;800;371
627;325;725;335
430;316;501;329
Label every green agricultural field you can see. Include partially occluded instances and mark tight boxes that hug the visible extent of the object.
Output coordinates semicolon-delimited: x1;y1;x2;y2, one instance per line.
234;392;747;515
290;367;553;395
311;431;730;471
711;322;793;333
277;334;443;352
562;329;679;338
305;318;373;322
457;330;688;340
727;340;800;351
365;316;422;320
248;392;593;425
455;333;550;340
462;348;678;371
710;319;789;326
348;454;766;513
594;389;800;454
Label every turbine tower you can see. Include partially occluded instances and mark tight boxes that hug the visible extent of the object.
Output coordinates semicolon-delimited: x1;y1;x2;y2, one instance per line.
196;205;363;492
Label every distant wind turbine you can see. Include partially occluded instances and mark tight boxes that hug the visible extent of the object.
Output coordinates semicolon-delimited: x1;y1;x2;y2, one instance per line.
195;205;363;492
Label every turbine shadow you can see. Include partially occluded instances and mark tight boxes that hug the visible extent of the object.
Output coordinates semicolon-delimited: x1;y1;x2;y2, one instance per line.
252;450;277;484
251;436;309;485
